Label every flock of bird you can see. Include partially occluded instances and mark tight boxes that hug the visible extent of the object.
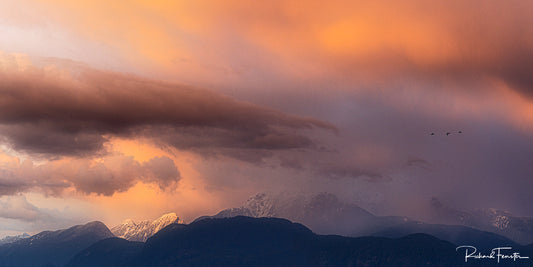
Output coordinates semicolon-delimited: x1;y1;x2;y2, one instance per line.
430;131;462;136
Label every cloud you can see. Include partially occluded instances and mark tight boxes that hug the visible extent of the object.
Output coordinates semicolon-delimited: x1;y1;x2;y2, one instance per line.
141;156;181;189
8;0;529;100
0;55;336;161
0;195;40;221
0;151;181;196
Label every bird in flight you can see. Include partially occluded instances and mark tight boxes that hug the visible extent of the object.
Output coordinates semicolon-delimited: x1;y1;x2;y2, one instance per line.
430;131;462;136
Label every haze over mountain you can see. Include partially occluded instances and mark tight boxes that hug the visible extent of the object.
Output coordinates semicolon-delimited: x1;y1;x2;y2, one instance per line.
111;213;181;242
373;222;519;252
429;198;533;244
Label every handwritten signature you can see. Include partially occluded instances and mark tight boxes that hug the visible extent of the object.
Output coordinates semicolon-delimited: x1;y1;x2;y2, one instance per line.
456;246;529;263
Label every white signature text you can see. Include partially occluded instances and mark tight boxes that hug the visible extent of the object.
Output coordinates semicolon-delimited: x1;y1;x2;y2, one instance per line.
456;246;529;263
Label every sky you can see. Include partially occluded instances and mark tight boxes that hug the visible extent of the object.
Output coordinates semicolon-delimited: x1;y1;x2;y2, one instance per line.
0;0;532;237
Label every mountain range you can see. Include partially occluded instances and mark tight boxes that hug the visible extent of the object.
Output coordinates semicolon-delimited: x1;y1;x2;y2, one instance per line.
1;193;533;266
195;192;526;248
0;213;531;266
67;216;532;266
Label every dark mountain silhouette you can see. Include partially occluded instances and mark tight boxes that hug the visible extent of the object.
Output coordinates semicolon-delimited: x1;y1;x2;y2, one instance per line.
0;221;114;267
65;237;143;267
66;216;494;266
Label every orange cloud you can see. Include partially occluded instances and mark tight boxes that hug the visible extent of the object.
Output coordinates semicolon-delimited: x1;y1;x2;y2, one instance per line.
12;0;527;100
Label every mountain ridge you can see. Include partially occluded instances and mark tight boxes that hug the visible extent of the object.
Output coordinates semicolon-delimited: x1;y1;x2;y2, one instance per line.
0;221;114;267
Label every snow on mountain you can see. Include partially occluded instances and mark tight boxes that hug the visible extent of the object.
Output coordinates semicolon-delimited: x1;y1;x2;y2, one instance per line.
243;193;276;217
0;233;30;245
111;213;181;242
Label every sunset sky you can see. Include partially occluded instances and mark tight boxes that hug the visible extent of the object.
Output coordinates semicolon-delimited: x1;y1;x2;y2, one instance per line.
1;0;532;237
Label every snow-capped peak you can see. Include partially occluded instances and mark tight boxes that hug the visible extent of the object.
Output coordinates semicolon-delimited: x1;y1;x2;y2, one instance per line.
111;213;180;242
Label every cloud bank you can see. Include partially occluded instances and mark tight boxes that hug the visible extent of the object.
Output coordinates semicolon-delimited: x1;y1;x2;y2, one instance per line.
0;55;335;161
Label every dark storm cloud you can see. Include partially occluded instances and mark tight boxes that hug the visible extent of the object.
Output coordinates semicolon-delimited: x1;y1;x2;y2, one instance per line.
0;64;336;159
0;124;106;157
